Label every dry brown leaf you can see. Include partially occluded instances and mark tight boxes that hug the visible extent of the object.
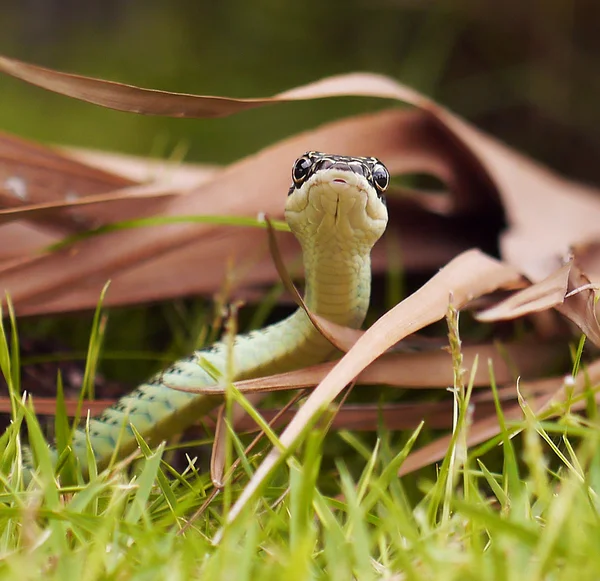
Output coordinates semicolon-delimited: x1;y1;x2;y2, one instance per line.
0;396;490;433
221;250;522;526
62;147;218;186
3;55;600;319
0;397;111;416
398;358;600;475
476;262;572;322
0;132;185;275
0;181;178;226
181;341;565;395
477;258;600;348
572;241;600;282
412;105;600;281
397;399;532;476
22;201;475;315
555;262;600;347
0;131;140;260
2;108;480;315
0;132;136;210
227;401;500;433
0;56;425;118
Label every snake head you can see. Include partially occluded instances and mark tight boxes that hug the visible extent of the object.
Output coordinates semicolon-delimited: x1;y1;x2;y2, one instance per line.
285;152;389;250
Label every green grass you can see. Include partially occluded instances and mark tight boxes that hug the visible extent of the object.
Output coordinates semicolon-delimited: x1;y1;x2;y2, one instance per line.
1;300;600;580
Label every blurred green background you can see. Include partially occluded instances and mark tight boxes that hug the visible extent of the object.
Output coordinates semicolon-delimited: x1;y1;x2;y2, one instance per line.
1;0;599;183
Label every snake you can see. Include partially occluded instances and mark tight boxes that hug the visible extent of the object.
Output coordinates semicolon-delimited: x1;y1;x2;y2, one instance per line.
23;152;390;480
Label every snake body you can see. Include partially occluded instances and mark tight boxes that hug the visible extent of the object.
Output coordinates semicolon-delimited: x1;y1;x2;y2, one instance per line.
28;152;389;478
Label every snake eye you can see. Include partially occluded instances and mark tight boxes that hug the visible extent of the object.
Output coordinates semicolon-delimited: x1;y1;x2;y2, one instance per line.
372;163;389;193
292;155;313;185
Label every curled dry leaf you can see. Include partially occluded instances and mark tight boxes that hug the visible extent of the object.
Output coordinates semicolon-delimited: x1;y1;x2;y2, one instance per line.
1;108;482;315
476;262;572;322
0;397;110;416
0;56;424;118
62;146;219;187
227;401;501;433
0;181;179;227
0;132;185;278
399;358;600;475
554;262;600;347
477;258;600;348
0;132;135;216
2;53;594;316
5;54;594;319
572;241;600;282
221;249;522;526
176;341;565;395
415;105;600;281
0;131;137;262
398;399;537;476
4;54;600;284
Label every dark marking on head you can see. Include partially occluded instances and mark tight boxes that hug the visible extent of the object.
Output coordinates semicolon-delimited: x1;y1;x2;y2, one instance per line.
288;151;390;199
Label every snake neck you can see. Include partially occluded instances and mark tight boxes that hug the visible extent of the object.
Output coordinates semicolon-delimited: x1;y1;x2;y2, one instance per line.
300;230;372;329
